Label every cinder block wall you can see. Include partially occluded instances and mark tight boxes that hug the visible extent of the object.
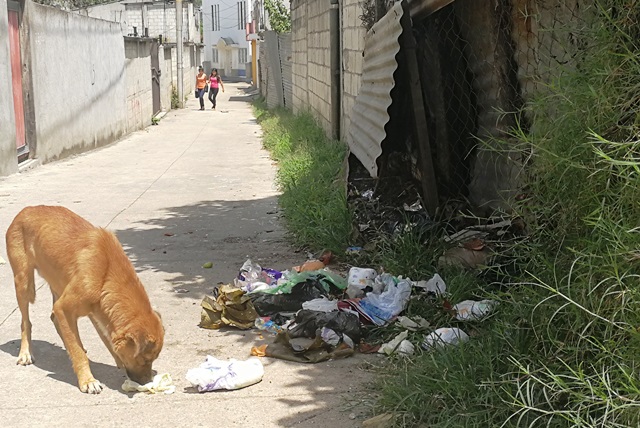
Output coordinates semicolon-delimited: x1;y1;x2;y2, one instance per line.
340;0;366;142
291;0;333;136
124;39;153;132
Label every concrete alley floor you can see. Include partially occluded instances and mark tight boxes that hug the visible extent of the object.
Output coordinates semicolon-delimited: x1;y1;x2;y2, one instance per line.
0;84;374;428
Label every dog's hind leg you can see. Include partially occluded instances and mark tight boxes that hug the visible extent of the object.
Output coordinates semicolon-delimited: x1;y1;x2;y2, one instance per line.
6;225;36;366
53;295;103;394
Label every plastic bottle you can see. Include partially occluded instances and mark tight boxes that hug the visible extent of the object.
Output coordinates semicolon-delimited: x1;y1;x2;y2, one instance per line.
254;317;282;334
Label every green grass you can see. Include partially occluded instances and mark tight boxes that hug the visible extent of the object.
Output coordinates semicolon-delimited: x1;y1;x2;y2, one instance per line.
373;1;640;427
253;100;352;254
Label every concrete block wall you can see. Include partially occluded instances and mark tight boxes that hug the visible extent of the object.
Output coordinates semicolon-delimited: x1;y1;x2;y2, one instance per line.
291;0;308;114
24;1;128;164
0;0;18;176
305;1;331;135
340;0;366;142
159;46;173;111
124;39;153;132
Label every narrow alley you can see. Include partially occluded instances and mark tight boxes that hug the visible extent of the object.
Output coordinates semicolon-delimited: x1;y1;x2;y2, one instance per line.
0;84;372;427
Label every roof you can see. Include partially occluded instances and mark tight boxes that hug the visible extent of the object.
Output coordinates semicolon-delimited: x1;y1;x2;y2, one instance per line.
219;37;237;46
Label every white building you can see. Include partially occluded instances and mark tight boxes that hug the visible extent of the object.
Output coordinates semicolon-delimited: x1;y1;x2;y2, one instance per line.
202;0;253;78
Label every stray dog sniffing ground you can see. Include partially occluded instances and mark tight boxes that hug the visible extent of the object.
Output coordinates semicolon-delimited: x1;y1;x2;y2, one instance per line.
6;206;164;394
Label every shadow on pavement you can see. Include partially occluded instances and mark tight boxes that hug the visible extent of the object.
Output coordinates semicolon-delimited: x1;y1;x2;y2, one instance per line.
0;339;128;395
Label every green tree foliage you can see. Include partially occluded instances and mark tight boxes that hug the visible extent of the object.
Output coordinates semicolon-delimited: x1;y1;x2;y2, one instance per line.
264;0;290;33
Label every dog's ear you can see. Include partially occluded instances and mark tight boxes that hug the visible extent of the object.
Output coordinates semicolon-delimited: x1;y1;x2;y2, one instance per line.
113;332;137;353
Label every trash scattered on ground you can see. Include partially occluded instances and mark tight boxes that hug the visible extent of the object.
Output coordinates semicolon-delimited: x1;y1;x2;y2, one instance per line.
199;284;259;329
202;262;213;269
288;310;361;344
254;317;284;334
347;267;378;298
413;273;447;295
251;331;354;363
301;296;339;312
186;356;264;392
354;278;412;325
122;373;175;394
345;246;363;255
174;288;189;294
453;299;496;321
422;327;470;350
438;246;491;269
378;331;415;356
0;256;6;265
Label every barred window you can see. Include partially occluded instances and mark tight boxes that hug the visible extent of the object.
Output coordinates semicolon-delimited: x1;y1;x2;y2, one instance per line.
238;48;247;64
237;1;246;30
211;4;220;31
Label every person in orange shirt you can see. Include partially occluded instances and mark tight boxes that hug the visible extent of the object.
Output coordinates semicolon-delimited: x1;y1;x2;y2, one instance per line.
195;66;208;111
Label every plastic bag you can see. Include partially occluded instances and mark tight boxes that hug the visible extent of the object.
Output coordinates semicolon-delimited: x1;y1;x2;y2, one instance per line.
357;278;412;325
288;309;362;343
122;373;175;394
302;297;338;312
346;267;378;298
186;356;264;392
422;327;469;350
413;273;447;295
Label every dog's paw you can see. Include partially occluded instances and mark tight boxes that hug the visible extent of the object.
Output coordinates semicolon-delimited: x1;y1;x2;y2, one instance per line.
16;352;34;365
80;379;103;394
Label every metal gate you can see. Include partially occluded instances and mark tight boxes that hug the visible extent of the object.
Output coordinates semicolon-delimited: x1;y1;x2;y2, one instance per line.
8;3;27;159
150;40;161;115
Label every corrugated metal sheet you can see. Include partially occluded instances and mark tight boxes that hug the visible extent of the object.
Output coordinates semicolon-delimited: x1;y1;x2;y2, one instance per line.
278;33;293;109
408;0;455;20
348;2;405;177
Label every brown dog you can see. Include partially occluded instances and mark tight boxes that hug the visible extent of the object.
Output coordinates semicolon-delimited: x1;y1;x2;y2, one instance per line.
6;206;164;394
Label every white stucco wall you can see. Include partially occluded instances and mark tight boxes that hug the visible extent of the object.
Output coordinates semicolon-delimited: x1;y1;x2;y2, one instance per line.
124;38;153;131
202;0;251;70
0;0;18;176
25;2;128;163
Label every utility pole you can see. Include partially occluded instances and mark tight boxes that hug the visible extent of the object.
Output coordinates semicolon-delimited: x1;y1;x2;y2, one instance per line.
176;0;184;108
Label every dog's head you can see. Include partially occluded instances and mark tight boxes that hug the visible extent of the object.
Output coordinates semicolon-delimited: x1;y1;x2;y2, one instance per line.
113;310;165;384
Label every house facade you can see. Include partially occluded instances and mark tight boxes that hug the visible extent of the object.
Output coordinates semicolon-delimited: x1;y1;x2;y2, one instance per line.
202;0;252;78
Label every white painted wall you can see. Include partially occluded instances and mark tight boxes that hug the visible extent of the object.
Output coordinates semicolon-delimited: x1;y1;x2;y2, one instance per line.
25;1;128;163
124;38;153;132
0;0;18;176
202;0;252;75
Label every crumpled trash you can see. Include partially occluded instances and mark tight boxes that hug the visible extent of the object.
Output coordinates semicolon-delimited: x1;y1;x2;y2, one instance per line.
251;331;354;363
186;356;264;392
288;309;361;344
346;267;378;298
378;331;415;356
0;256;6;265
373;273;395;294
413;273;447;295
239;259;282;285
122;373;176;394
250;271;346;316
453;299;496;321
302;296;339;313
357;278;412;325
422;327;470;350
199;284;259;330
397;316;430;331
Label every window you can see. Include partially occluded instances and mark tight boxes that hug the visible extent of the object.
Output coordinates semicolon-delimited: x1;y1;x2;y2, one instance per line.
211;4;220;31
212;48;219;63
237;1;246;30
238;48;247;64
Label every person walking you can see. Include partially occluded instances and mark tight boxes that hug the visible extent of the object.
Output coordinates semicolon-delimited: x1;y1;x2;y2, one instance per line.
195;66;208;111
208;68;225;110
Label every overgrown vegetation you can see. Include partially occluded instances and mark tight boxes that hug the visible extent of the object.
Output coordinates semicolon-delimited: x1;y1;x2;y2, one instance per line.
375;1;640;426
264;0;291;34
253;101;351;253
171;85;179;110
254;1;640;426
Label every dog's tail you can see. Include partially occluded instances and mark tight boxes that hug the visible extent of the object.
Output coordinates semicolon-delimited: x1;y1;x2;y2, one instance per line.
6;216;36;304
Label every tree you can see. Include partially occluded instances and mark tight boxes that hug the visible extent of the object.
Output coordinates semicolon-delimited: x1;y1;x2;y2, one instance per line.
264;0;290;33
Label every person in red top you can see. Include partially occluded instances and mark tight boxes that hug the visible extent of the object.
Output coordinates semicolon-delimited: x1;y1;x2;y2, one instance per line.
195;66;208;111
208;68;225;110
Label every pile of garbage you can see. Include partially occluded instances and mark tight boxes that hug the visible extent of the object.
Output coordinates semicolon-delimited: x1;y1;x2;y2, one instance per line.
196;252;498;365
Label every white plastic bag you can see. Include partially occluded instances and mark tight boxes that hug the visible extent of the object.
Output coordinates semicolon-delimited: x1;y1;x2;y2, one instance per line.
122;373;176;394
422;327;469;350
453;299;496;321
302;296;338;312
413;273;447;295
359;278;412;324
186;356;264;392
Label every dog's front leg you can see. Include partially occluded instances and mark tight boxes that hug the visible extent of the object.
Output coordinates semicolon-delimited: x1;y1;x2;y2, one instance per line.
52;300;103;394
